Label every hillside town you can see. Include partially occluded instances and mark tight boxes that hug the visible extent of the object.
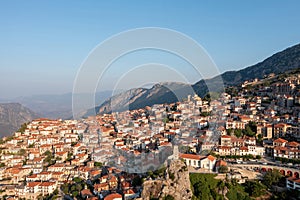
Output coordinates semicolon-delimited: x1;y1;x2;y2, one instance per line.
1;71;300;199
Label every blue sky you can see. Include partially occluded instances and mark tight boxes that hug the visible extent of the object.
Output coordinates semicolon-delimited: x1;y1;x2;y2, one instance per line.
1;0;300;98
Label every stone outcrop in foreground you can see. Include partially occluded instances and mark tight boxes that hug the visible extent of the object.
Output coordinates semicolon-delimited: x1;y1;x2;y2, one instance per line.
141;160;193;200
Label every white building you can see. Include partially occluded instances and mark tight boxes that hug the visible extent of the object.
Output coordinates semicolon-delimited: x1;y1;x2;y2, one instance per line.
286;177;300;191
179;154;216;171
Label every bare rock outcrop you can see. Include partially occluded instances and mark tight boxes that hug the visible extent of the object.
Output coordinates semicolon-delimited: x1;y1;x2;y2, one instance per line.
0;103;39;136
141;160;192;200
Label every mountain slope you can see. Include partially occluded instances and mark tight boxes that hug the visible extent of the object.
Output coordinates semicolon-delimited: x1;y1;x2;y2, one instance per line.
193;43;300;97
10;91;113;119
94;82;193;114
96;43;300;114
0;103;39;137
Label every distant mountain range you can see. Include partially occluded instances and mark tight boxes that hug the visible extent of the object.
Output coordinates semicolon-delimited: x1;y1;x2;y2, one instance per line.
92;82;194;115
0;91;113;119
0;103;39;137
0;92;114;137
95;43;300;114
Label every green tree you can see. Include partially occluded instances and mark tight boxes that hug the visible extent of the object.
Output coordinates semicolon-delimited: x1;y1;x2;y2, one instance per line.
28;143;35;148
163;117;169;124
168;172;175;181
71;142;77;146
44;150;52;157
76;184;83;191
147;170;155;179
234;129;243;138
163;195;175;200
226;129;233;135
200;112;211;117
257;134;263;143
44;150;54;165
256;155;261;160
132;176;143;187
226;187;251;200
209;92;221;101
53;189;59;195
153;166;167;178
218;166;228;173
18;149;26;155
70;185;76;192
66;152;73;161
262;169;283;188
94;162;103;167
243;180;266;197
203;93;211;102
0;139;4;145
61;184;69;194
225;87;238;97
55;157;62;161
17;123;28;133
194;182;211;200
179;146;192;153
73;177;82;183
243;125;255;137
248;121;257;133
72;191;78;197
190;174;224;200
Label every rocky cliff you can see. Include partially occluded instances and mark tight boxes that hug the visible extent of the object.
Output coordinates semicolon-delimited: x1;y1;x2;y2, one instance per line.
141;160;193;200
0;103;39;137
97;82;193;114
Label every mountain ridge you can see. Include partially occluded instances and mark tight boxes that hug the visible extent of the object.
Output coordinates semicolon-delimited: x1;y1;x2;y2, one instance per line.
0;103;39;137
95;42;300;114
193;43;300;97
94;82;193;115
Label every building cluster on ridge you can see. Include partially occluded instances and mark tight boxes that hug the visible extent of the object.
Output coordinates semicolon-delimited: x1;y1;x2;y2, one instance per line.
1;72;300;199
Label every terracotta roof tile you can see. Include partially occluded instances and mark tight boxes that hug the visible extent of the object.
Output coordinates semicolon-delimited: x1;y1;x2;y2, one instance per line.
180;154;202;160
104;193;122;200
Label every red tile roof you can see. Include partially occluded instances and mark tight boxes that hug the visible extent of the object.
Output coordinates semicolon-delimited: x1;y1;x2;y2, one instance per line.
206;155;216;161
27;182;41;187
216;160;227;167
274;138;288;143
81;189;93;196
180;154;202;160
240;146;248;151
288;141;299;147
40;182;55;187
104;193;122;200
221;135;231;139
